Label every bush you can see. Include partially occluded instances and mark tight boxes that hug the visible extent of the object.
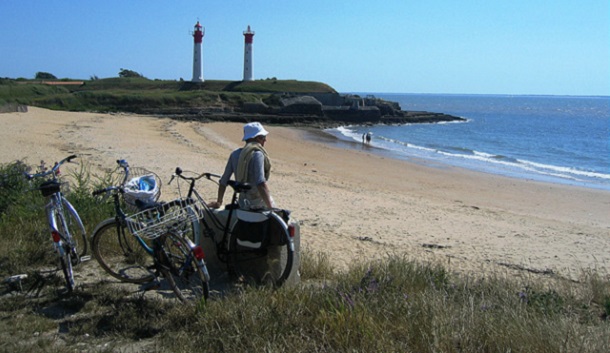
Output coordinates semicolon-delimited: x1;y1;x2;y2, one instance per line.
119;68;144;78
35;72;57;80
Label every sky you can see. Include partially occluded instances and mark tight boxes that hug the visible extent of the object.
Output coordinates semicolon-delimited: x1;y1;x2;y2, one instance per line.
1;1;608;96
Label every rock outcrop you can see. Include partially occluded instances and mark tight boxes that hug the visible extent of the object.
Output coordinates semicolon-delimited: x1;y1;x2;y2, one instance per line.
147;92;464;127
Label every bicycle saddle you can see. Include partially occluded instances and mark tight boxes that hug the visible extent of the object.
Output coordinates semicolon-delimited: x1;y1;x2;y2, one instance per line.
227;180;252;193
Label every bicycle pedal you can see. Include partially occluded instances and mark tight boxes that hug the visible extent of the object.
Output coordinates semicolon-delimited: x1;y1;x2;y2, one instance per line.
3;274;28;284
79;255;92;262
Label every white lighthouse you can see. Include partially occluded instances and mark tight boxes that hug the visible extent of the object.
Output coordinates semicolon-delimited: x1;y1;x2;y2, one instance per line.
243;25;255;81
191;21;204;82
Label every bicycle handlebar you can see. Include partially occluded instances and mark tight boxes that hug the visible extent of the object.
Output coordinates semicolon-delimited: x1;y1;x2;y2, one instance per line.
169;167;220;185
91;159;130;197
116;159;131;186
24;154;78;179
92;185;121;197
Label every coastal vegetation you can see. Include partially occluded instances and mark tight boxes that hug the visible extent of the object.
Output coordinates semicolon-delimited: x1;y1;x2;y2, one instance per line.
0;76;461;126
1;160;609;352
0;76;336;113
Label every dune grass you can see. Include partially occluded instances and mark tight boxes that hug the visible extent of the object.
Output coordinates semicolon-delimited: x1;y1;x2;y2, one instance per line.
0;160;609;352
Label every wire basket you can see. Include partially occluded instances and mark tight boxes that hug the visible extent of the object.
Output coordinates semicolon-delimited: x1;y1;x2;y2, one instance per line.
126;199;204;240
121;167;162;211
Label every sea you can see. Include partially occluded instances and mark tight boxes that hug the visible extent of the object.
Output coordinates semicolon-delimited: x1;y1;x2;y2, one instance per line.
324;94;610;191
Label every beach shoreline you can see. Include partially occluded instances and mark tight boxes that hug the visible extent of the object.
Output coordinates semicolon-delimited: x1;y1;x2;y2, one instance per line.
2;107;609;282
321;123;610;192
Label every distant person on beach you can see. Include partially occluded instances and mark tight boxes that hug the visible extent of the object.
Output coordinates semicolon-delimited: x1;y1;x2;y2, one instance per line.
365;132;372;144
362;133;366;144
209;122;275;210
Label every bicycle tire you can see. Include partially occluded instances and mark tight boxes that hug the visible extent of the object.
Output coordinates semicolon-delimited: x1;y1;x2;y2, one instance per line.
228;214;294;287
156;233;209;302
59;197;88;258
58;244;75;292
91;218;156;284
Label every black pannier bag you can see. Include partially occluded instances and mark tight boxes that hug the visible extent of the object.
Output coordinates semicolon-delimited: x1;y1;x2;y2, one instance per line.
233;211;288;249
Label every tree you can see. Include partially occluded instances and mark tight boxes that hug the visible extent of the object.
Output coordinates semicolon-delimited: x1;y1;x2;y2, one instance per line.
119;68;144;78
35;72;57;80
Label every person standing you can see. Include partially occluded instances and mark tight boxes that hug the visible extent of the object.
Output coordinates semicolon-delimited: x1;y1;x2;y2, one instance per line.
209;122;274;210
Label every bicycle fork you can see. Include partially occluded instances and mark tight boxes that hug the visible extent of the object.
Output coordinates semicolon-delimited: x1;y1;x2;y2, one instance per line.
46;201;78;264
154;235;211;283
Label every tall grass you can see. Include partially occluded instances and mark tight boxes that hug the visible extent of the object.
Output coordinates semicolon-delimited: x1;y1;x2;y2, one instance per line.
1;160;609;352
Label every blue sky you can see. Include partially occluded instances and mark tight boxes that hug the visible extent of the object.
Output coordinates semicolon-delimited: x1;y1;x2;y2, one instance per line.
1;1;608;95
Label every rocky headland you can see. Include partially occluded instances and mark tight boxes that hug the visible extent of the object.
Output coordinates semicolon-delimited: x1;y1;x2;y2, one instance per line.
140;92;464;128
1;78;463;127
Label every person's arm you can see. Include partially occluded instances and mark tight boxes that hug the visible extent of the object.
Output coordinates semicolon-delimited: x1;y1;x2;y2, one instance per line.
209;184;227;208
209;149;238;208
257;181;273;209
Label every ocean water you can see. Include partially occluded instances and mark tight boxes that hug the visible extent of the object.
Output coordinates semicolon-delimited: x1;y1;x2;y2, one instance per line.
325;94;610;191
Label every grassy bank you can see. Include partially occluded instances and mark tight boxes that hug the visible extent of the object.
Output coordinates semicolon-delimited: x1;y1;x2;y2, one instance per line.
1;160;609;352
0;77;337;113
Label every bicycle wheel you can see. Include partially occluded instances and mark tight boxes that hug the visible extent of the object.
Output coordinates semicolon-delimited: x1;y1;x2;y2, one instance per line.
91;218;155;283
59;197;88;259
228;214;294;287
58;243;75;292
155;233;209;302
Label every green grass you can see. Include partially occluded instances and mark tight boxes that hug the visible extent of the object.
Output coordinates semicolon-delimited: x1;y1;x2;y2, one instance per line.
1;160;609;352
0;77;337;113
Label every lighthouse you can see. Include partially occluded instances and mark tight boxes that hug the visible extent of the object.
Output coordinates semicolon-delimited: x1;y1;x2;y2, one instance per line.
243;25;255;81
191;21;204;82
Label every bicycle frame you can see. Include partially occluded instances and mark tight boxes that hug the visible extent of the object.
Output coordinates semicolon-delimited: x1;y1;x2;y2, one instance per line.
168;169;228;244
100;174;156;257
46;193;83;250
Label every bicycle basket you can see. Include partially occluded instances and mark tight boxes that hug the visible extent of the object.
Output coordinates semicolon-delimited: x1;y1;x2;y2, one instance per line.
126;199;204;240
122;167;162;207
38;180;61;197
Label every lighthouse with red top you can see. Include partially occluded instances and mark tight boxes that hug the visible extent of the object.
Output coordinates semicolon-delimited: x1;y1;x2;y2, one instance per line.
243;25;255;81
191;21;204;82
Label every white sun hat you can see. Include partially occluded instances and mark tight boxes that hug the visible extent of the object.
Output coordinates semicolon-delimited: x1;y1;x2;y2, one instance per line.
242;122;269;141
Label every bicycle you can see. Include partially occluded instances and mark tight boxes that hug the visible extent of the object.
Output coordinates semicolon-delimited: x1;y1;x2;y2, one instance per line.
23;155;88;292
90;160;210;302
169;167;297;287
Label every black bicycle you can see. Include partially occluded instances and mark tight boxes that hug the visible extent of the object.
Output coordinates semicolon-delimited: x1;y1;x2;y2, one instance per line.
168;167;296;287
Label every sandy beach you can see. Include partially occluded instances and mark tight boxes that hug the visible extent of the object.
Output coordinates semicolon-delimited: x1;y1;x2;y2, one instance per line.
2;107;609;281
